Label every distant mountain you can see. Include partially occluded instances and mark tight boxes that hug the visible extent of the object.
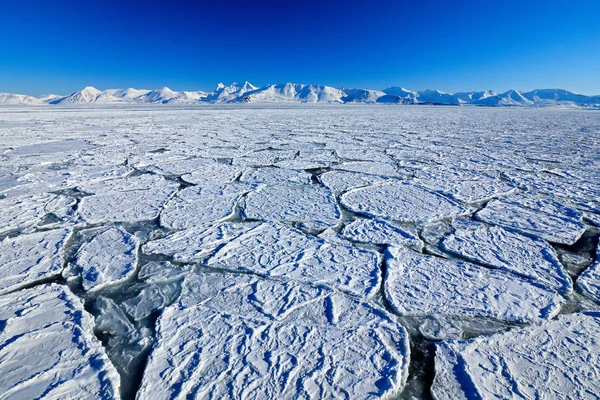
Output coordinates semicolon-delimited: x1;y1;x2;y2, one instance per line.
0;92;44;105
1;83;598;108
472;90;534;107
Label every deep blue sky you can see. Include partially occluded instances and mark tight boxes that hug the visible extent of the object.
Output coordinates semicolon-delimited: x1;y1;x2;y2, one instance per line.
1;0;599;96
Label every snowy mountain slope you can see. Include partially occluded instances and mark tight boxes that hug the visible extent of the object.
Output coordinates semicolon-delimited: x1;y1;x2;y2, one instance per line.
52;86;104;104
0;92;44;105
416;89;462;105
472;90;535;106
341;88;386;103
227;83;347;103
2;83;599;107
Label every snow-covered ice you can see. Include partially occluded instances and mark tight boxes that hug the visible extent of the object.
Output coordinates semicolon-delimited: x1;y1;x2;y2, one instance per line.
441;222;572;293
341;181;471;223
385;246;564;324
576;242;600;302
1;106;599;399
0;284;121;399
341;218;423;249
0;228;71;294
476;196;586;245
74;227;139;292
137;272;410;400
431;312;600;400
160;183;251;230
242;183;341;231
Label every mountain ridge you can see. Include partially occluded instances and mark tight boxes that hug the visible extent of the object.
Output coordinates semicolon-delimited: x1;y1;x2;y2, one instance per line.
1;83;599;108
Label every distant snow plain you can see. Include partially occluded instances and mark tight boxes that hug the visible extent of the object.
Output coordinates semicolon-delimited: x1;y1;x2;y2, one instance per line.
0;105;599;399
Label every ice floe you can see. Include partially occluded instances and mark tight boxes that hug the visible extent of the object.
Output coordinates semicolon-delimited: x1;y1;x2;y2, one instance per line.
137;272;410;400
0;284;121;399
160;184;251;230
0;228;71;295
441;223;572;293
476;197;586;245
576;243;600;303
74;227;139;292
242;183;340;231
341;218;423;250
385;247;564;323
431;312;600;400
341;181;471;223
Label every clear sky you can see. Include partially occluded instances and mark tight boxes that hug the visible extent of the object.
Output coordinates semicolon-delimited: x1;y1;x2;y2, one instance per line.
1;0;599;96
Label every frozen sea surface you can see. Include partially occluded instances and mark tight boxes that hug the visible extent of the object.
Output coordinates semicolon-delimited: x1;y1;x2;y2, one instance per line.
0;105;599;399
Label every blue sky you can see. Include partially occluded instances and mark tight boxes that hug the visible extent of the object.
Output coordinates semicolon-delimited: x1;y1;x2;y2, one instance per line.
1;0;599;96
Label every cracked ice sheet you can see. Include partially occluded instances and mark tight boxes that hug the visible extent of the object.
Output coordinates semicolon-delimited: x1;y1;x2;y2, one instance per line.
0;228;71;295
431;312;600;400
239;166;312;184
146;221;381;297
576;242;600;302
0;193;76;236
0;284;121;399
180;163;242;185
160;183;253;230
341;219;423;250
385;247;564;325
332;161;403;178
242;183;341;232
319;170;390;195
476;197;586;245
137;273;410;400
413;168;516;203
441;222;572;293
341;181;471;223
74;227;139;292
77;175;178;224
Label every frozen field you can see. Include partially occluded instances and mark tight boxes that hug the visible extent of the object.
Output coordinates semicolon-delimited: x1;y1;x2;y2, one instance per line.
1;105;600;399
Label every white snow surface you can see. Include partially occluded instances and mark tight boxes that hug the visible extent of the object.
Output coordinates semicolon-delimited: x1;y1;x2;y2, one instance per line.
385;247;564;323
0;106;599;399
0;228;71;295
431;312;600;400
0;284;121;399
137;272;410;400
74;227;139;292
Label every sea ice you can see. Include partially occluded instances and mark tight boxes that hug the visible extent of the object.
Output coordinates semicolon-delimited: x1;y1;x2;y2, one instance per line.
431;312;600;400
0;228;71;295
192;221;381;297
160;184;251;230
341;181;470;223
239;166;312;184
385;247;564;323
476;197;586;245
576;243;600;303
0;284;121;399
441;223;572;293
241;183;340;231
137;272;410;400
341;218;423;250
74;227;139;292
78;176;178;224
319;170;389;194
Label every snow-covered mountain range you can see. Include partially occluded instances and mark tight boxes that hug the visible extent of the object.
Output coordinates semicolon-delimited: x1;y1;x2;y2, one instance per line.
1;83;599;108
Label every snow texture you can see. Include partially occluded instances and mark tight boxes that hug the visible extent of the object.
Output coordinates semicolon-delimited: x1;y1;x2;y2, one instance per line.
137;272;410;400
341;181;471;223
431;312;600;400
0;284;121;399
0;228;71;295
385;247;564;323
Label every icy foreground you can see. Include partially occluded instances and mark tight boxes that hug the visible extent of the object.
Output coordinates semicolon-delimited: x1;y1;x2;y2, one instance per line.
431;312;600;400
0;284;120;399
138;273;410;400
0;106;599;399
